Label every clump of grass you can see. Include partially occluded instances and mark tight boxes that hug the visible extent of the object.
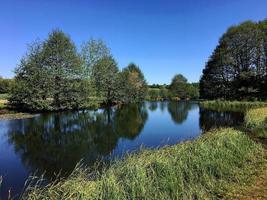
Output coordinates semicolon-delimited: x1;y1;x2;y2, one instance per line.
245;107;267;128
200;100;267;112
245;107;267;138
23;128;266;200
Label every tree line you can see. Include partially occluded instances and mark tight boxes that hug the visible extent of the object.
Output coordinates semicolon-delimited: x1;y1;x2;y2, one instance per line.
200;20;267;100
147;74;199;100
9;30;148;111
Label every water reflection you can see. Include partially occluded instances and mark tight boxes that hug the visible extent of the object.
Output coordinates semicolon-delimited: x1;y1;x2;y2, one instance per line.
0;101;244;198
167;101;196;124
199;108;244;131
6;103;148;179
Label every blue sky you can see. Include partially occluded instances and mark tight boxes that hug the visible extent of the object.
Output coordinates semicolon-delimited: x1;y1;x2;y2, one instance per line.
0;0;266;84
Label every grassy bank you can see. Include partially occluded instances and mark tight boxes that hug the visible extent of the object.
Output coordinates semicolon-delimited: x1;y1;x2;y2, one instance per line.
245;107;267;139
200;100;267;112
23;128;266;200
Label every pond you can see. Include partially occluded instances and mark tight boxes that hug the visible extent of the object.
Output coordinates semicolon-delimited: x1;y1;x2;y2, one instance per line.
0;101;244;198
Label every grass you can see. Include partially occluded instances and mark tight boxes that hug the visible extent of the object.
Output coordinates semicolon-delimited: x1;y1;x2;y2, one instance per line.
0;112;35;120
23;128;266;200
245;107;267;139
245;107;267;129
200;100;267;112
0;101;6;109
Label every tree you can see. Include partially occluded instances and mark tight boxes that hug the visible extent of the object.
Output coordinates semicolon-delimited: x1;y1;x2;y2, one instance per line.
42;30;83;110
10;30;84;111
80;39;110;99
200;20;267;100
118;63;148;103
169;74;190;99
91;56;119;105
0;77;14;94
10;41;52;110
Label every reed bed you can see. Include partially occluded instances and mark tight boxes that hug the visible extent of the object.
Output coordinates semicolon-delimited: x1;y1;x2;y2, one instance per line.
200;100;267;112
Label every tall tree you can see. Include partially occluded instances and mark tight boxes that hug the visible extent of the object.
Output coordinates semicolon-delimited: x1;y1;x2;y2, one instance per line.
80;39;111;100
10;30;83;111
42;30;83;110
91;56;119;105
118;63;148;103
200;20;267;100
169;74;190;99
10;41;52;110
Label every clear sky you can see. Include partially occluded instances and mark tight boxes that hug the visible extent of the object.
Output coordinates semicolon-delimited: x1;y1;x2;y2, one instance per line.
0;0;266;84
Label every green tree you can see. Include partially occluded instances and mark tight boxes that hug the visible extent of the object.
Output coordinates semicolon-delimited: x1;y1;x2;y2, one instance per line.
169;74;190;99
80;39;110;100
42;30;83;110
91;56;119;105
10;41;52;110
10;30;84;111
200;20;267;100
0;77;14;94
118;63;148;103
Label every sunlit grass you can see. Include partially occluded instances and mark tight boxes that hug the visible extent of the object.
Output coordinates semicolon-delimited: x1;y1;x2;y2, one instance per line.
200;100;267;112
245;107;267;138
23;128;266;200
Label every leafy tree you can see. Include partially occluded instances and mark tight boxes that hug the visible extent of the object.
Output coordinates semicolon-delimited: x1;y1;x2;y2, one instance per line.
10;30;83;111
118;63;148;103
169;74;190;99
10;41;52;110
0;77;14;94
91;56;119;105
80;39;110;99
200;20;267;100
42;30;83;110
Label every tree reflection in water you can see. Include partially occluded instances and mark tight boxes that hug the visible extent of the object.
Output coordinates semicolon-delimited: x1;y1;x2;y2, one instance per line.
199;107;244;131
7;103;148;179
167;101;195;124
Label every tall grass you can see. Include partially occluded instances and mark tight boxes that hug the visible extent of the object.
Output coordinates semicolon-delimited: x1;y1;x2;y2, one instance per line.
23;128;266;200
245;107;267;138
200;100;267;112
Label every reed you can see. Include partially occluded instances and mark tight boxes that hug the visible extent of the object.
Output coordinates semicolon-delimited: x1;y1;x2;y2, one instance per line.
200;100;267;112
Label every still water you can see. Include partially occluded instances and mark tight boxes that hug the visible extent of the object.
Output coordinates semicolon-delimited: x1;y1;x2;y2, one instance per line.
0;101;243;198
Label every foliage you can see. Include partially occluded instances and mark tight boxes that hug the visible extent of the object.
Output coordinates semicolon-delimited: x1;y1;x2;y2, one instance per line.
118;63;148;103
80;38;111;100
0;93;9;100
9;30;84;111
91;56;120;105
0;77;14;94
23;128;266;200
146;77;199;101
169;74;189;98
200;20;267;100
9;32;149;111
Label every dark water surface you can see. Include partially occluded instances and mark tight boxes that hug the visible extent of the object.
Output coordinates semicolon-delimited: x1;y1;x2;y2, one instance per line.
0;101;243;198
